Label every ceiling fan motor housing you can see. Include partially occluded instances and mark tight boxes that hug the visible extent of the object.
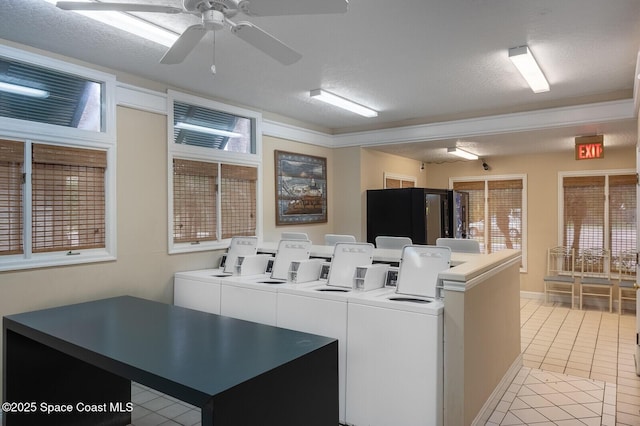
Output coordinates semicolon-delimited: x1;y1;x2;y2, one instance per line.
183;0;239;15
203;10;225;30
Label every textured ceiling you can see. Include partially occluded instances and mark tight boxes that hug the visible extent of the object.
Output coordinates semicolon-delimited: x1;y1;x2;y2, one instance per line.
0;0;639;162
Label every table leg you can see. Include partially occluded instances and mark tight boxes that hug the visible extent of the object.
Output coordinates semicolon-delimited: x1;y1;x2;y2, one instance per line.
205;340;338;426
3;329;131;426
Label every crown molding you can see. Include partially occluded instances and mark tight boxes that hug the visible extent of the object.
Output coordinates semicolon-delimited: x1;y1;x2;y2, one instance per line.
115;81;634;151
262;119;334;147
331;99;635;148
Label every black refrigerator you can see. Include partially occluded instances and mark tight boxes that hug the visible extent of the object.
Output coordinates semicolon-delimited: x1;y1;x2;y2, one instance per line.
366;188;469;245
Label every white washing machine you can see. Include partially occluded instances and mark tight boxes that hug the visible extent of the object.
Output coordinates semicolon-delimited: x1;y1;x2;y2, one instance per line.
276;242;376;423
345;245;451;426
173;236;258;313
174;268;226;314
219;239;312;326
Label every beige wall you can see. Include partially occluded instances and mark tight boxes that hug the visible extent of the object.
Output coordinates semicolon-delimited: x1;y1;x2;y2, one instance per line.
425;146;635;293
334;147;363;239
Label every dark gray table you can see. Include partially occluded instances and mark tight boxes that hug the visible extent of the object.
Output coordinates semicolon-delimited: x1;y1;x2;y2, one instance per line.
3;295;338;425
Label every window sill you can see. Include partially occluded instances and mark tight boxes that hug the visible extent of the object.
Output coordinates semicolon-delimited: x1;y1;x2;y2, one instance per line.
169;240;231;255
0;250;116;272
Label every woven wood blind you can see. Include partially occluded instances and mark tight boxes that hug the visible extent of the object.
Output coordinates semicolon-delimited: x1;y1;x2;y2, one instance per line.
173;159;218;243
32;144;106;253
488;179;523;190
453;179;524;254
608;174;636;258
385;178;401;188
384;177;415;188
220;164;257;239
0;140;24;255
488;179;523;252
453;181;484;191
563;176;605;252
454;181;486;250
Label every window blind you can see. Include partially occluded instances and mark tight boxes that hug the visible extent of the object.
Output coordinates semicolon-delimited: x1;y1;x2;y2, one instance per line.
488;179;523;252
453;181;486;251
220;164;257;239
385;177;415;188
0;140;24;255
31;144;106;253
563;176;605;252
608;174;636;261
453;179;524;255
386;178;401;188
173;159;218;244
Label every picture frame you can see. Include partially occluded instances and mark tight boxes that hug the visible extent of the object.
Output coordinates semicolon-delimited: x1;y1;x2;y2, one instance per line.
275;150;327;225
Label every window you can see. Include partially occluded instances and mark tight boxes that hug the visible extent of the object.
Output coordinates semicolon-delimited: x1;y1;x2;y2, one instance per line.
560;171;636;272
0;46;115;271
0;56;103;131
452;175;527;270
384;173;416;188
168;91;261;254
173;101;255;154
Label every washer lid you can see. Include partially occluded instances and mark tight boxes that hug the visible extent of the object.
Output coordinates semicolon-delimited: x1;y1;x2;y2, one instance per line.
327;242;374;289
223;236;258;273
395;245;451;298
270;239;312;280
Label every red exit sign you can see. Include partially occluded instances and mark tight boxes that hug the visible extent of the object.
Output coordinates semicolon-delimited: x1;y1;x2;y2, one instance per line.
575;135;604;160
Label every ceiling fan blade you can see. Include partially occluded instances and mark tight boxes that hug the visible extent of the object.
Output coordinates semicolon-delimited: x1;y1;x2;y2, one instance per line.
238;0;348;16
231;22;302;65
56;1;183;14
160;24;208;64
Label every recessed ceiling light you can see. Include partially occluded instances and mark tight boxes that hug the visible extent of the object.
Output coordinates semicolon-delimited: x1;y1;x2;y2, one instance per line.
309;89;378;118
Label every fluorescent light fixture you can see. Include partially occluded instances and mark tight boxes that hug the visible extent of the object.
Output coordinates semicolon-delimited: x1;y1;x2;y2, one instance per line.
0;81;50;98
46;0;179;47
175;122;243;138
447;147;479;160
508;45;550;93
309;89;378;118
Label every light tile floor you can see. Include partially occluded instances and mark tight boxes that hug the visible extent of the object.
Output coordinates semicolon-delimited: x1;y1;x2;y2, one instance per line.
129;382;201;426
486;298;639;426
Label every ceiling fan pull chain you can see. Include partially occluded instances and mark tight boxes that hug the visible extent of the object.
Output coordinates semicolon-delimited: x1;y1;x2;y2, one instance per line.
211;31;217;75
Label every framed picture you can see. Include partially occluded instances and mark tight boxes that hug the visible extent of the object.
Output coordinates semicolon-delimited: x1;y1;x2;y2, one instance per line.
275;150;327;225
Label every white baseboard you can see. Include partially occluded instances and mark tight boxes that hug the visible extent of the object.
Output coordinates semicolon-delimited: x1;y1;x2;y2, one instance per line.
471;354;523;426
520;291;544;300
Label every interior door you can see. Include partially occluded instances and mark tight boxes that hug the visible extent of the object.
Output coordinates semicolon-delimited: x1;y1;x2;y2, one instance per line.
636;134;639;376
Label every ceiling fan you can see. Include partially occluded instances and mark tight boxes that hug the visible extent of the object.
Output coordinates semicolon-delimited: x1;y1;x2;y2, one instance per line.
55;0;348;66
